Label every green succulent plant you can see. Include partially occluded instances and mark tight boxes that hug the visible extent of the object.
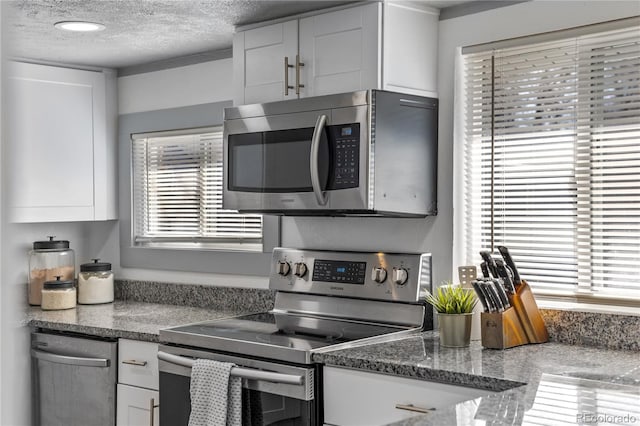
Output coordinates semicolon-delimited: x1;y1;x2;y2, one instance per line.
425;283;477;314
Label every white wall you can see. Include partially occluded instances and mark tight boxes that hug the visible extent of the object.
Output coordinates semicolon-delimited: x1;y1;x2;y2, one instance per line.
445;0;640;277
118;58;233;114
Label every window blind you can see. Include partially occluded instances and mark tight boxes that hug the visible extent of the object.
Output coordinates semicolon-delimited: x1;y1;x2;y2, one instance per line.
132;127;263;250
461;26;640;298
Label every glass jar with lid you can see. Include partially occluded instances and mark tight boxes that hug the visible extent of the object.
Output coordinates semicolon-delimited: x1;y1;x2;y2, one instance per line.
78;259;114;304
41;276;77;310
28;236;75;306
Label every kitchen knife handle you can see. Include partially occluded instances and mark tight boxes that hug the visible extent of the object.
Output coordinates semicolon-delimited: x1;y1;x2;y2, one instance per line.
481;282;502;312
480;262;490;278
494;260;516;294
479;251;499;278
491;279;511;308
497;246;521;285
472;281;489;312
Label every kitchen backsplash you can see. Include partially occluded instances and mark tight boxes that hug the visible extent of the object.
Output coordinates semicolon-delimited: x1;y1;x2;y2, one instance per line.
115;279;275;313
540;309;639;351
114;280;637;351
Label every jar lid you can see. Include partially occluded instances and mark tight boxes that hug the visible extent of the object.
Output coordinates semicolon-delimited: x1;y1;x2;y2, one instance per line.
80;258;112;272
43;276;75;290
33;236;70;250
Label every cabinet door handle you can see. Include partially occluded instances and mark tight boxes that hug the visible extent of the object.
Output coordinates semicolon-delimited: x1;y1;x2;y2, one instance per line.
149;398;159;426
395;403;435;414
295;54;305;95
122;359;147;366
284;57;294;96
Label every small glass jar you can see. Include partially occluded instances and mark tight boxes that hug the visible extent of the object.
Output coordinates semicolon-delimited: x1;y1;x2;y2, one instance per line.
41;277;77;310
29;236;75;306
78;259;114;304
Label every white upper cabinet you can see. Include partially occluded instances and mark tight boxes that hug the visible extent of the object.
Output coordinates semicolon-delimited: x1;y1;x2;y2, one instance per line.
233;20;298;105
233;2;438;106
298;3;380;98
6;61;117;223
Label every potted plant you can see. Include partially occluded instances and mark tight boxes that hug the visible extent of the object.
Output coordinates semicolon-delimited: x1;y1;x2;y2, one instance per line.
425;284;477;347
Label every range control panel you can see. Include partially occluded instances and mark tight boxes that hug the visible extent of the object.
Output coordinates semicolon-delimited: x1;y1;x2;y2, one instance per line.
269;248;432;303
312;260;367;285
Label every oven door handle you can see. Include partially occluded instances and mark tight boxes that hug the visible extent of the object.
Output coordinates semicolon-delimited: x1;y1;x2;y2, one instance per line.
310;114;328;206
157;351;304;386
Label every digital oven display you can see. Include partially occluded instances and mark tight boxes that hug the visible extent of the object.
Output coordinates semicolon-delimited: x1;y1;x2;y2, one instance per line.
341;127;353;136
312;260;367;285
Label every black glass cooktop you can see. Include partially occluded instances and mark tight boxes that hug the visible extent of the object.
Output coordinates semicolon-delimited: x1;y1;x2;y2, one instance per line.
160;312;410;364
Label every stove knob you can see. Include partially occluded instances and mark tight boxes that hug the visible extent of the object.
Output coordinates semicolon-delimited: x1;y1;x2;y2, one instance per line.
277;261;291;276
293;262;307;277
371;267;387;283
392;267;409;286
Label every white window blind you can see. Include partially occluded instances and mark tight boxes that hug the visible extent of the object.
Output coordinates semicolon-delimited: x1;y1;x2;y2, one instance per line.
461;26;640;299
132;126;263;251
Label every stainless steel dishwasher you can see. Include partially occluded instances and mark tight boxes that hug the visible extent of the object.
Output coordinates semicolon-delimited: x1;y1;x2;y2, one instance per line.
31;332;117;426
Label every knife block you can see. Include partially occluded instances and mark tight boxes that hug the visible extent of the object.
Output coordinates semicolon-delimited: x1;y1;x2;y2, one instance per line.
481;280;548;349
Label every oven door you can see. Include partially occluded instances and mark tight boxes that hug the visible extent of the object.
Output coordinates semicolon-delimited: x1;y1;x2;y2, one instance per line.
157;346;319;426
223;106;369;213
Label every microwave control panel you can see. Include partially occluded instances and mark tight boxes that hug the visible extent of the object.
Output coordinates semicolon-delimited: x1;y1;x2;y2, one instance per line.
329;124;360;189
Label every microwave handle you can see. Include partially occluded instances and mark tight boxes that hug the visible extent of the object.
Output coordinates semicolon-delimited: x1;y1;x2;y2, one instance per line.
310;114;329;206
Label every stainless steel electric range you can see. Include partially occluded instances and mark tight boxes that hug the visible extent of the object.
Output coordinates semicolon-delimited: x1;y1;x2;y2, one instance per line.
158;248;433;425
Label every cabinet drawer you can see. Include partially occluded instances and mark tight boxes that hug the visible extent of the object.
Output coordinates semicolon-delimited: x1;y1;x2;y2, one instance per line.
118;339;159;390
116;384;159;426
323;367;493;426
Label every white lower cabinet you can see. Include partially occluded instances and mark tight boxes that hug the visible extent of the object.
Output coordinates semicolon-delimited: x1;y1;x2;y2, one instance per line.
323;367;493;426
117;384;159;426
117;339;160;426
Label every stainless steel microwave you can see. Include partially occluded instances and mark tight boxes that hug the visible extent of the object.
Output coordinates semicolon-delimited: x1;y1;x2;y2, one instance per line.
223;90;438;217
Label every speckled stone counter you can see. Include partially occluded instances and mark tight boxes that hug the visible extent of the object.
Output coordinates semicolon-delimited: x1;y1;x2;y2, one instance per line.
26;301;248;342
313;332;640;425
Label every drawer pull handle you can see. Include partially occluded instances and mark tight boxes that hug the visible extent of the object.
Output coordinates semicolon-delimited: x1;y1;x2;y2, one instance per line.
122;359;147;366
149;398;159;426
395;403;435;414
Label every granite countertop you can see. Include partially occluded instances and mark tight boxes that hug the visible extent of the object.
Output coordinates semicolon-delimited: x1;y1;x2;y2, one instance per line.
26;297;640;425
313;332;640;425
26;301;247;342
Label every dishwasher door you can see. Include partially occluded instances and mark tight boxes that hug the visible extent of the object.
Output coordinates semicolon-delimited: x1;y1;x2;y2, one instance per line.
31;332;117;426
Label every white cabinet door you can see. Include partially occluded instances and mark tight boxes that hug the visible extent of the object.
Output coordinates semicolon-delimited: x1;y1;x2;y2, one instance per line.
299;3;381;98
6;61;117;222
233;20;298;105
116;384;159;426
323;367;493;426
382;2;439;97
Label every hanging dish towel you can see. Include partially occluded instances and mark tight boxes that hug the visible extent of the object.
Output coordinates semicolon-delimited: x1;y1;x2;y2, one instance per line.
188;359;242;426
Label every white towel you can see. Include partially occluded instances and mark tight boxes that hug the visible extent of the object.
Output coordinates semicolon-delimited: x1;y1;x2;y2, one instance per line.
188;359;242;426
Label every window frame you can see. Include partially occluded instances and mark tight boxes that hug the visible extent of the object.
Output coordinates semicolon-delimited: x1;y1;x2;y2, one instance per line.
131;125;263;252
119;101;280;276
454;20;640;308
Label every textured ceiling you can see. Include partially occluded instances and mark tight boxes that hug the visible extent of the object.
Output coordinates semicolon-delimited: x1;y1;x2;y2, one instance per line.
3;0;470;70
3;0;356;68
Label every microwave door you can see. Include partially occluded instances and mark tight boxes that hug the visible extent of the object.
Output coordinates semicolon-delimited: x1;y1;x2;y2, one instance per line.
225;112;331;212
